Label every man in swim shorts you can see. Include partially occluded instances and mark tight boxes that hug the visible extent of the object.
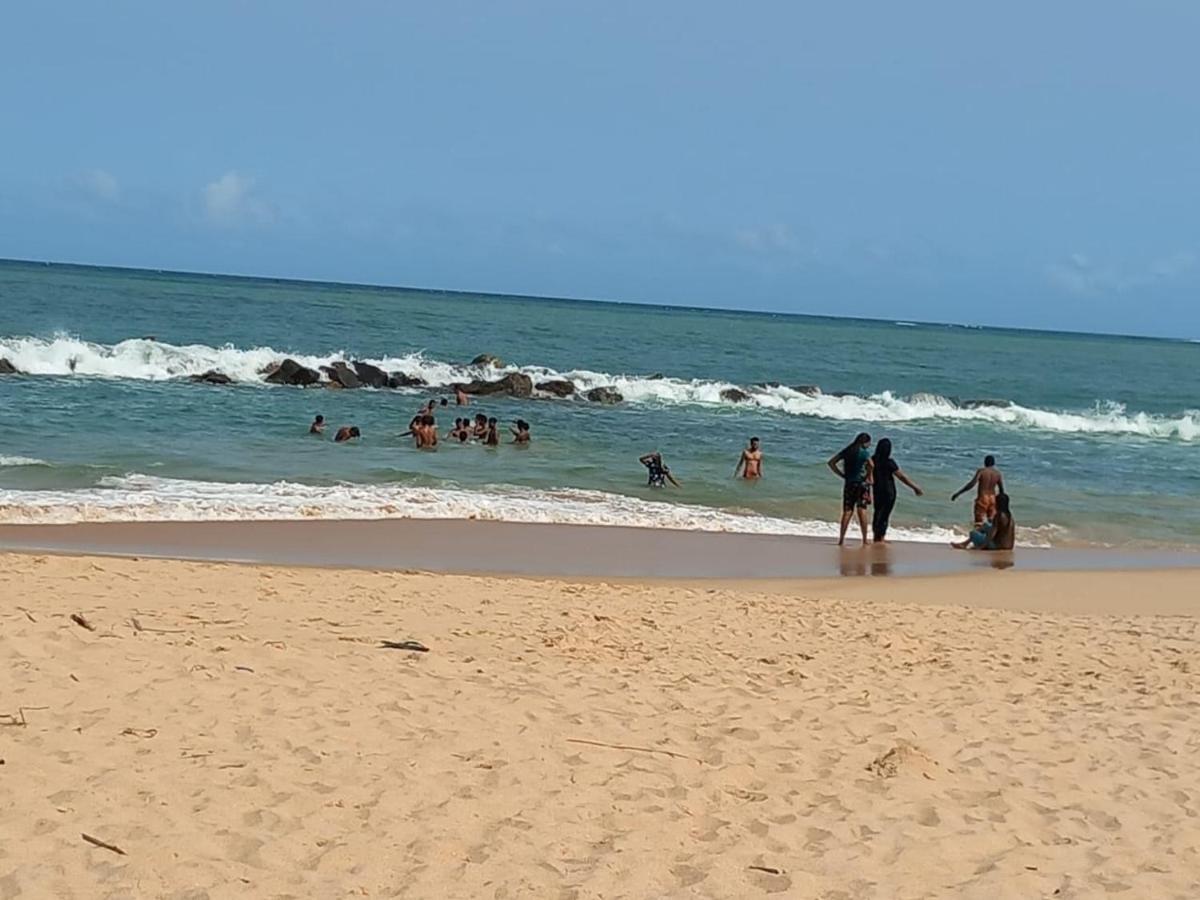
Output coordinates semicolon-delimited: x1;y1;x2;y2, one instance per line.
952;455;1005;527
733;437;763;480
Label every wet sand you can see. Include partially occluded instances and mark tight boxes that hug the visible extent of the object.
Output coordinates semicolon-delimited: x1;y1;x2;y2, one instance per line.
2;551;1198;898
2;518;1198;579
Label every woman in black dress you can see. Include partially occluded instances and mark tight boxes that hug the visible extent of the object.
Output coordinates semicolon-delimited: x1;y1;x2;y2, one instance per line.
871;438;924;542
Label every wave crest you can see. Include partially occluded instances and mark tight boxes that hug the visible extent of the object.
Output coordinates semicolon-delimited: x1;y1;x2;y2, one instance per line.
2;333;1195;441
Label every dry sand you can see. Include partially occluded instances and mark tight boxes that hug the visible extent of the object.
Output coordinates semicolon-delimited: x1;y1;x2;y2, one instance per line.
2;552;1198;898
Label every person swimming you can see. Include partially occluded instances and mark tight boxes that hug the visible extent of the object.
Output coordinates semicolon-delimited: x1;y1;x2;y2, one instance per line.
953;492;1016;551
309;414;325;435
484;417;500;447
640;451;680;488
473;413;489;440
333;425;361;443
510;419;531;444
733;437;763;480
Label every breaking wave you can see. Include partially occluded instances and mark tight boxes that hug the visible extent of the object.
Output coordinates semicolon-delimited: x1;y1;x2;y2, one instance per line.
2;333;1196;441
0;473;986;543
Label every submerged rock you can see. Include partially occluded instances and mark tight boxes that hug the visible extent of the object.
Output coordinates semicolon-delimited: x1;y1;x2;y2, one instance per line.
720;387;751;403
189;370;233;385
536;379;576;398
790;384;821;396
352;360;389;388
0;358;18;375
585;386;623;404
263;358;321;386
388;372;427;388
456;372;534;398
470;353;505;368
960;398;1010;409
322;361;362;389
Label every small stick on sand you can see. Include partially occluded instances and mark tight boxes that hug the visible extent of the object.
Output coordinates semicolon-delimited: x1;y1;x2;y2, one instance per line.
567;738;699;762
131;617;186;634
380;640;429;652
70;613;96;632
81;833;126;855
1;706;49;727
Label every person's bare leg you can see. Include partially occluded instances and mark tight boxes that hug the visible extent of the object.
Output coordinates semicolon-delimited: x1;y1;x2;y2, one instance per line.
838;509;852;545
856;507;870;546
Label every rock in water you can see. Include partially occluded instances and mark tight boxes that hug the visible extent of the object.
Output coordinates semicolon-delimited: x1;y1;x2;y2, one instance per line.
322;361;362;389
352;361;389;388
471;353;505;368
0;359;18;375
189;370;233;385
456;373;533;397
388;372;427;388
263;359;321;386
536;379;576;397
585;386;623;404
720;387;751;403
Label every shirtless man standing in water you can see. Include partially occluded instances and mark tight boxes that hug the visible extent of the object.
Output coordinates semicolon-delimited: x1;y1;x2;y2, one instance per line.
733;437;763;480
952;454;1005;526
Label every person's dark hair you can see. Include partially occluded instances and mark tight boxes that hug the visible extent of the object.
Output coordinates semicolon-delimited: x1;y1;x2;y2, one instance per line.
516;419;529;431
475;414;487;423
839;432;871;461
995;492;1010;517
985;455;996;467
440;398;448;406
349;426;361;438
873;437;893;464
488;417;498;425
750;436;760;444
314;415;324;423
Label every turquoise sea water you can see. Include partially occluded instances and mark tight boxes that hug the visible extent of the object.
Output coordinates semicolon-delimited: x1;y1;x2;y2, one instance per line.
1;260;1198;547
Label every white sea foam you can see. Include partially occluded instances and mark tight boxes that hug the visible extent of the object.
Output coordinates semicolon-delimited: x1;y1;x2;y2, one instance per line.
0;473;997;543
0;456;49;467
3;333;1196;441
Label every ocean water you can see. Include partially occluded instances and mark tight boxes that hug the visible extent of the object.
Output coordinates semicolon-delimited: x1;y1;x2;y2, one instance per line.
2;259;1198;548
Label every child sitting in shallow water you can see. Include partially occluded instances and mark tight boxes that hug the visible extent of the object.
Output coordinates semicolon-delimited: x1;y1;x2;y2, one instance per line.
953;493;1015;551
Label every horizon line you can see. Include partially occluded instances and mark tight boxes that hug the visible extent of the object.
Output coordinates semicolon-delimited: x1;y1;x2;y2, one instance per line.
0;255;1187;345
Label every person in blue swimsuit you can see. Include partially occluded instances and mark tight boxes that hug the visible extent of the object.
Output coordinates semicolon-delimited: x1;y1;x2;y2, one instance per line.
827;432;873;546
640;451;681;488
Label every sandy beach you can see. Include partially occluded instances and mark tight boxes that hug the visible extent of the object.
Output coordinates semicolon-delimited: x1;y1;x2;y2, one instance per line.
2;551;1199;899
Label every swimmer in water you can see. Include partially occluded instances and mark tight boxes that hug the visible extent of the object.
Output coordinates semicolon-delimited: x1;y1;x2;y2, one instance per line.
309;415;326;435
334;425;361;443
639;451;681;488
733;436;763;480
510;419;531;444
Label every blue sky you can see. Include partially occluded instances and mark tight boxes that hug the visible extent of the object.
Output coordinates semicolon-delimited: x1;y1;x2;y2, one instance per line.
2;2;1199;337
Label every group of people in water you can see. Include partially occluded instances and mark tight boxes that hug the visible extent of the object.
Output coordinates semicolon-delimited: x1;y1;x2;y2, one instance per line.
646;433;1015;552
312;394;1012;553
307;395;532;451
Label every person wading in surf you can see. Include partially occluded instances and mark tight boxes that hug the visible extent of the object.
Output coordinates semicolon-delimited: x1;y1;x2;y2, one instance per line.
952;455;1005;527
828;432;873;547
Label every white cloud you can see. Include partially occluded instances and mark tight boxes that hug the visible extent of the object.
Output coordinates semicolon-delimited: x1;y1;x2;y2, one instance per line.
76;168;120;203
202;171;274;227
735;223;801;255
1047;249;1199;295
